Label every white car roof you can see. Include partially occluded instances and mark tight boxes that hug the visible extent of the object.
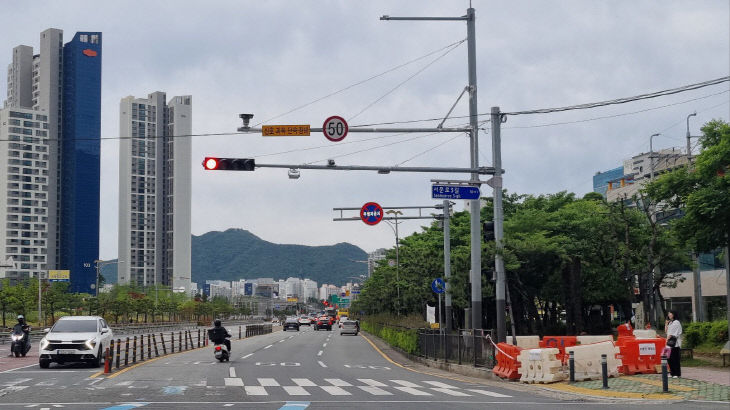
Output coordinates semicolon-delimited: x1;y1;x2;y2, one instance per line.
57;316;103;321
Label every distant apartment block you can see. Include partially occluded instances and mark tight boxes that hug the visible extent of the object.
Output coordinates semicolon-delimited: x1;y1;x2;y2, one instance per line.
118;92;192;291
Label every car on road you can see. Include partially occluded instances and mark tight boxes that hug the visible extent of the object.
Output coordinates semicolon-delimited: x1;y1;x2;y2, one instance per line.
298;316;312;326
340;320;359;336
38;316;113;368
283;317;300;331
313;316;332;331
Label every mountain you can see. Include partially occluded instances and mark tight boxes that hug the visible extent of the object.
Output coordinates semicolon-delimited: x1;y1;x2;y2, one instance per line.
101;228;368;286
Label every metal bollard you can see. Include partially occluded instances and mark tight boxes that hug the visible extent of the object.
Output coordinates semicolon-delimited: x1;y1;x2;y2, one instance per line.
661;354;669;392
108;339;115;370
115;338;121;369
185;331;188;350
601;354;609;389
189;331;194;348
569;350;575;383
179;331;182;350
124;337;130;366
140;334;144;361
133;336;137;363
148;334;152;358
160;333;167;355
198;329;201;348
170;332;174;353
153;333;161;356
104;347;111;373
239;326;242;339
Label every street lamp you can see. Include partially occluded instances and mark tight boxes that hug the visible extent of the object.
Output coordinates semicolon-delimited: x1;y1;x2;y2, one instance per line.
385;210;403;315
649;133;660;181
93;259;123;297
686;112;697;161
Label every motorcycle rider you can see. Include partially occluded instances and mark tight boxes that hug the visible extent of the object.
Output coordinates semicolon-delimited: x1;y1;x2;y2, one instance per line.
11;315;31;356
208;319;231;353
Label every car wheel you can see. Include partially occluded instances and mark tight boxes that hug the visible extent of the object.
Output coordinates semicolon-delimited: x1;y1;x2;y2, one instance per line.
91;346;102;368
39;359;50;369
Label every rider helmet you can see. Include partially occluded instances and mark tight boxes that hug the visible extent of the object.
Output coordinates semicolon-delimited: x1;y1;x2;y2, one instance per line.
214;319;221;327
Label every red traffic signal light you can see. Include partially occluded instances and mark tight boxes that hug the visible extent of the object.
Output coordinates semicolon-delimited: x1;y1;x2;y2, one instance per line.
202;157;255;171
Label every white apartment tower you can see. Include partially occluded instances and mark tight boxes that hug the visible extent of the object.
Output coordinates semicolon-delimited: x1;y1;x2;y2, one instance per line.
118;92;192;291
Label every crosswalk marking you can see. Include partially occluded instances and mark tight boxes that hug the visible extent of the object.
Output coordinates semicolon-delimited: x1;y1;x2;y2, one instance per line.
358;386;392;395
292;378;316;387
245;386;268;395
430;387;472;396
393;386;432;396
357;378;387;387
324;378;351;387
467;389;512;398
320;385;350;395
390;380;422;388
422;380;458;389
224;378;243;387
282;386;310;395
228;367;236;378
258;378;279;386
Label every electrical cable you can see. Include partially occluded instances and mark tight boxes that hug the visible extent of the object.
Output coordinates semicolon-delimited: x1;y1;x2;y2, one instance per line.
395;133;465;166
304;131;448;165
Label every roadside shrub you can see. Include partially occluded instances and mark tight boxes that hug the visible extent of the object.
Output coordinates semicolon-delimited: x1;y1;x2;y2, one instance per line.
683;320;728;349
360;318;420;355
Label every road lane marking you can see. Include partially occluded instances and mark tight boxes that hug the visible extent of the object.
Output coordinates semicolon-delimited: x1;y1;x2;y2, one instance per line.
264;344;273;349
324;378;352;387
292;378;316;387
115;381;133;386
322;343;327;347
278;402;310;410
245;386;268;395
241;353;253;359
317;361;327;368
224;378;244;387
258;378;279;386
422;381;458;389
229;367;236;378
357;378;387;387
99;404;149;410
430;387;471;396
466;389;512;397
358;386;392;395
320;385;351;395
282;386;310;395
390;380;422;388
393;386;432;396
316;350;323;356
279;339;286;343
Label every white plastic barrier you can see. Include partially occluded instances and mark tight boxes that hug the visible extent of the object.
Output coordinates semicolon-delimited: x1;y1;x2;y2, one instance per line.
517;349;537;383
516;348;565;384
633;329;657;339
506;335;540;349
576;335;613;345
565;341;621;381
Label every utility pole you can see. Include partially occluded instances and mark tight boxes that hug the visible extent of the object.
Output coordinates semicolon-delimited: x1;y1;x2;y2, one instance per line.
443;200;452;332
686;112;704;322
385;210;402;315
491;107;506;342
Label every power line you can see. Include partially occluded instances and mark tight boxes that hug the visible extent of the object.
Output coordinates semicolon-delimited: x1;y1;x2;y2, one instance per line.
396;133;465;166
304;131;448;165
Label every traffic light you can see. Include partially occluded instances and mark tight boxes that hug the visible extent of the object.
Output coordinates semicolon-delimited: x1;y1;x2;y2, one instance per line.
202;157;255;171
483;221;495;241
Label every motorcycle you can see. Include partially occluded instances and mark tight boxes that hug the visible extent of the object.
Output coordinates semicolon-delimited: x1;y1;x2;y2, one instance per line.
10;327;30;357
213;342;230;362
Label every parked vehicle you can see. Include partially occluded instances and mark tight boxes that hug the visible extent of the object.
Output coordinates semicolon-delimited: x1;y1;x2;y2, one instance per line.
38;316;113;368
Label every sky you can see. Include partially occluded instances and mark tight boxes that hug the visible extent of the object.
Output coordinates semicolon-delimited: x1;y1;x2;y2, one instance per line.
0;1;728;260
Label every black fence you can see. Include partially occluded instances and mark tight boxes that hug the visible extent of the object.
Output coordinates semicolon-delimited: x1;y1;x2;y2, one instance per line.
417;328;495;368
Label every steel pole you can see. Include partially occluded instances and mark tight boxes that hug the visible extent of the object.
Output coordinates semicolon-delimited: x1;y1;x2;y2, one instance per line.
443;200;453;332
395;215;400;316
492;107;506;343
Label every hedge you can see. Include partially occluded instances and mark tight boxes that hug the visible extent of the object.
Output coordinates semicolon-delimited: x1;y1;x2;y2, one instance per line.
683;320;728;349
360;320;420;355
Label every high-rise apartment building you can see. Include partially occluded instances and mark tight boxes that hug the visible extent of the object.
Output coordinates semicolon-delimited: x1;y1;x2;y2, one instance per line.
1;29;102;291
118;92;192;291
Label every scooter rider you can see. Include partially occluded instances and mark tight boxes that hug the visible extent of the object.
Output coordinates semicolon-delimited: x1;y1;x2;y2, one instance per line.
209;319;231;353
11;315;31;356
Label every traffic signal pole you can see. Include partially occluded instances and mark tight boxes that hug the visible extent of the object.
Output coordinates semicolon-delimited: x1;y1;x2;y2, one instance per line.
492;107;506;343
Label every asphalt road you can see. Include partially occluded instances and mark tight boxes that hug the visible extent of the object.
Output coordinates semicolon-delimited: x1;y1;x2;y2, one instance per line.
0;325;725;409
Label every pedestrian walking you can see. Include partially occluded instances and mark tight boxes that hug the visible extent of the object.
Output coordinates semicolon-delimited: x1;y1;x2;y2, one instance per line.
664;310;682;378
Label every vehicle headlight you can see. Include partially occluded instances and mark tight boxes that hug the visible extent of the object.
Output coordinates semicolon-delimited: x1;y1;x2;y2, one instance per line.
85;339;96;350
11;334;21;341
39;338;49;350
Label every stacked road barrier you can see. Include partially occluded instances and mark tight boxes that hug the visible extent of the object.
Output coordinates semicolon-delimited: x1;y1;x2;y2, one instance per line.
505;335;540;349
492;342;522;380
576;335;613;344
615;335;666;375
565;340;621;381
539;336;577;364
517;348;566;384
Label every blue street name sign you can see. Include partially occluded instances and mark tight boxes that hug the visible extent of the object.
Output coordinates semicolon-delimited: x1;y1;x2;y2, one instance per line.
431;185;480;200
431;278;445;294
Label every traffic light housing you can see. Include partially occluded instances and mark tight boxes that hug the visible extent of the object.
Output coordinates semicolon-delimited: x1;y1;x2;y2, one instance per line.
483;221;495;241
202;157;255;171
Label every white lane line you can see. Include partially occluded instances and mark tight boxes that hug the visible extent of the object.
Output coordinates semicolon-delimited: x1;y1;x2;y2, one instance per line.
467;389;512;397
390;380;422;388
224;378;244;387
245;385;268;395
324;378;352;387
264;344;273;349
357;378;387;387
317;350;323;356
228;367;236;378
292;378;316;387
258;378;279;386
320;385;351;395
422;380;458;389
317;361;327;368
393;386;432;396
279;339;286;343
241;353;253;359
115;381;133;386
288;336;294;339
359;386;393;395
430;387;471;396
322;343;327;347
193;361;200;365
282;386;310;395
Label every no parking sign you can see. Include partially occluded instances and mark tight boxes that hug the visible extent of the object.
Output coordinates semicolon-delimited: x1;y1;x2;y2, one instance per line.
360;202;383;225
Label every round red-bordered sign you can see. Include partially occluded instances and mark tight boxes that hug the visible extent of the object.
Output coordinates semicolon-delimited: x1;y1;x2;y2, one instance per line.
323;115;348;142
360;202;383;225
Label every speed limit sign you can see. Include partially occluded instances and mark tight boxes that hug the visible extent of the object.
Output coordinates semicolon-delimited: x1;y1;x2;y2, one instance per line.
322;115;348;142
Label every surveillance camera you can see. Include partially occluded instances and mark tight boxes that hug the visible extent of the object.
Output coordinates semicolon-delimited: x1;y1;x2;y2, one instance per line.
327;159;336;167
238;113;254;130
288;169;301;179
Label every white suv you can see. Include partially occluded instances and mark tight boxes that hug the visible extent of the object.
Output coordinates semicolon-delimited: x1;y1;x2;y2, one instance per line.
39;316;113;368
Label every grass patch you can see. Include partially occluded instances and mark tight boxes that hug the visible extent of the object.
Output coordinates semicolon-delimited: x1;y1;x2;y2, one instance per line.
682;357;723;367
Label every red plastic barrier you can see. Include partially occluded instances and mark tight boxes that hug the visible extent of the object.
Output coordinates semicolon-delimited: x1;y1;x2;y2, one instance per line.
539;336;578;364
492;342;522;380
616;337;666;375
617;323;634;340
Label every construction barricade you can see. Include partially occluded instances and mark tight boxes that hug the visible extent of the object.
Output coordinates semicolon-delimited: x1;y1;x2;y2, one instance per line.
539;336;577;364
577;335;613;345
506;335;540;349
492;342;522;380
517;348;566;384
632;329;657;339
565;341;621;381
616;337;666;375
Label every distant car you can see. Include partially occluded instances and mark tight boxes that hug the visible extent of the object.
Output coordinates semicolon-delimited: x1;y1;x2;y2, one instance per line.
283;317;300;332
339;316;349;328
298;317;312;326
38;316;113;368
340;320;359;336
313;317;332;331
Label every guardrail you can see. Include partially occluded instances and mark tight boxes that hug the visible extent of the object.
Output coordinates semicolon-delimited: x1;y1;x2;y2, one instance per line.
417;328;495;368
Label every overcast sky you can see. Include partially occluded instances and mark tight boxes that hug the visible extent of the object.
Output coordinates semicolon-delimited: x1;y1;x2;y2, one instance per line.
1;1;728;261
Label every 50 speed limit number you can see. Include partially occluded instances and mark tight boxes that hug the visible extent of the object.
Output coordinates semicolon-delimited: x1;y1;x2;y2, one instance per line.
322;115;348;142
